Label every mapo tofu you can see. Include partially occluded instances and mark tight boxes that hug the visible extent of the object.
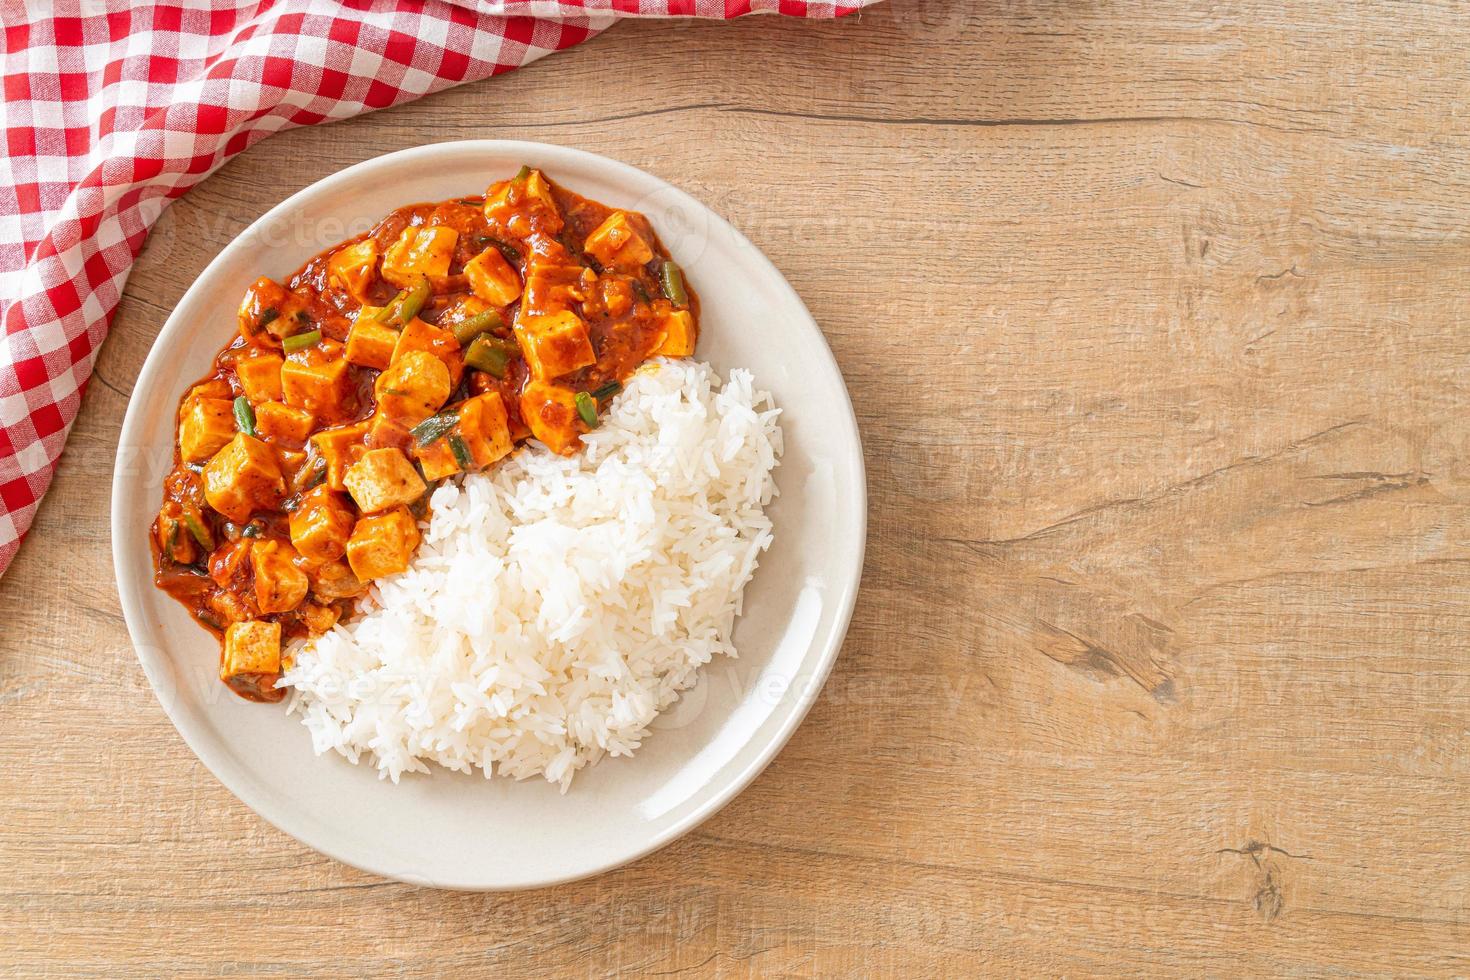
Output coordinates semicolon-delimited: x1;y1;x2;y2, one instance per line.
150;167;699;702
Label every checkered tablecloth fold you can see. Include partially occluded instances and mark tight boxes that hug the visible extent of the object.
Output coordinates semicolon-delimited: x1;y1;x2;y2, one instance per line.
0;0;873;576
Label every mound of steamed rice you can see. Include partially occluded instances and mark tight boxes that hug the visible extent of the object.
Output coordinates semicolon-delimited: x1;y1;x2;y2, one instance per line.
281;359;782;788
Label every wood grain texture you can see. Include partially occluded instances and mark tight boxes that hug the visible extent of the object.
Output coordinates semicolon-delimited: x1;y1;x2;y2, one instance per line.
4;1;1470;974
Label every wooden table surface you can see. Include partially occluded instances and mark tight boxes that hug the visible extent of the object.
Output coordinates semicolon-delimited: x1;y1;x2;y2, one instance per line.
4;1;1470;975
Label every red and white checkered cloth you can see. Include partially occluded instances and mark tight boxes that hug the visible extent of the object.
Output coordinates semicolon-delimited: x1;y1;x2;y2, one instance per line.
0;0;874;578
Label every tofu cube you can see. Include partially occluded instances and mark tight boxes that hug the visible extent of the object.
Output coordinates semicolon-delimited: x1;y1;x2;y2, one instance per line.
222;620;282;679
516;311;596;381
310;422;370;491
375;350;451;426
288;485;357;563
366;411;412;453
254;401;316;445
583;211;654;271
522;259;592;318
281;339;352;419
238;276;310;341
250;539;310;614
483;169;563;238
179;397;237;462
391;317;463;385
459;391;514;467
235;353;284;403
414;438;462;483
655;309;697;357
346;506;421;581
202;434;284;522
327;239;379;304
464;246;523;306
520;380;584;455
309;559;367;600
343;447;427;513
299;603;340;635
382;225;457;290
345;315;398;371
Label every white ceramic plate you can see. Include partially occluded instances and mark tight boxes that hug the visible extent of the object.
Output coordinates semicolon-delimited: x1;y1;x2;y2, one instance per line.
112;140;865;889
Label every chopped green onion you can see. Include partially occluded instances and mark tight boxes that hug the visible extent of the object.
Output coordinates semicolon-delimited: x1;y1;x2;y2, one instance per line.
164;520;180;555
631;279;652;306
410;410;459;447
372;291;404;322
182;509;213;550
232;396;256;436
491;239;521;265
398;278;432;324
282;329;321;352
448;434;474;470
464;336;514;378
590;380;622;401
513;165;532;183
660;260;688;307
575;391;598;429
259;308;279;329
451;309;503;347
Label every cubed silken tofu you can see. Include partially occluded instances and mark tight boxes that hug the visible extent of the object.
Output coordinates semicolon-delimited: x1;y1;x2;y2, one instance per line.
309;559;367;600
483;169;563;238
238;277;312;341
345;315;398;371
250;539;310;614
254;401;315;445
327;239;379;304
366;411;412;453
522;260;592;317
202;433;285;522
516;311;596;381
375;350;451;425
222;619;282;680
583;211;654;271
281;340;351;418
655;309;697;357
520;380;584;456
235;353;284;403
178;396;236;462
343;447;427;513
391;317;463;385
346;506;421;581
464;246;523;306
288;485;356;563
414;438;461;483
459;391;514;467
382;225;457;289
310;422;370;492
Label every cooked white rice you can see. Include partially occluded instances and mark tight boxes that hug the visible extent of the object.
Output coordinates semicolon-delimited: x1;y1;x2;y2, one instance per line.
281;359;782;788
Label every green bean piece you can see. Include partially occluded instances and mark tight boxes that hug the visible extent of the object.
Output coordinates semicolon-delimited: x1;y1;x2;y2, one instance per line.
590;380;622;401
575;391;598;429
282;329;321;352
660;260;688;307
232;396;256;436
464;336;514;378
448;434;474;470
451;309;503;348
182;509;213;550
410;409;460;448
398;278;433;324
